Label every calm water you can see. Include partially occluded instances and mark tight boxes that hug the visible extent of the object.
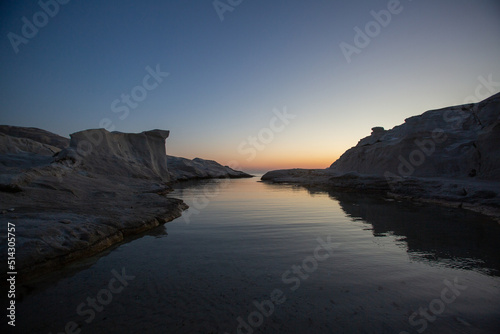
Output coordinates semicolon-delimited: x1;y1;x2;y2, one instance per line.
12;177;500;333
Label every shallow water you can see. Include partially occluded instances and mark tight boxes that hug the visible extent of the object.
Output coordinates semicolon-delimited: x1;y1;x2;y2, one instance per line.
12;177;500;333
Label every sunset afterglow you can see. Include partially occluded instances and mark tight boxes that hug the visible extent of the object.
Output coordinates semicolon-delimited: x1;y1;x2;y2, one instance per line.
1;0;499;173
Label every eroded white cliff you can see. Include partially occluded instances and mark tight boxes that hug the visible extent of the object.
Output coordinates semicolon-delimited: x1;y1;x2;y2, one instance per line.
330;93;500;181
55;129;171;182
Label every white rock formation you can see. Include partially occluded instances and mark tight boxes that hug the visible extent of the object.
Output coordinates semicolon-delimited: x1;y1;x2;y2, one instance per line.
0;125;70;149
167;155;252;181
0;125;253;280
56;129;171;182
330;92;500;180
262;92;500;220
0;127;183;280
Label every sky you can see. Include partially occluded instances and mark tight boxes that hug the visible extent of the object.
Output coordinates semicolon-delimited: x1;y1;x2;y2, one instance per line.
1;0;499;173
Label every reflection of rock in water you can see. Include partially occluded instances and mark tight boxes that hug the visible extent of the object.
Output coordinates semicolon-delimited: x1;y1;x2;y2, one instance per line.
171;177;229;197
323;189;500;276
14;223;169;303
144;224;168;238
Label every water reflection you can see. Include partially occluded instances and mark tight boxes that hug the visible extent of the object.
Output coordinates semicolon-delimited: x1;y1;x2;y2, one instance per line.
321;189;500;276
15;224;169;302
182;179;500;276
12;178;500;333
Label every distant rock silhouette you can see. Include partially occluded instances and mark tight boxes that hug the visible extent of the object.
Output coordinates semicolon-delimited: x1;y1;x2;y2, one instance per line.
168;155;252;181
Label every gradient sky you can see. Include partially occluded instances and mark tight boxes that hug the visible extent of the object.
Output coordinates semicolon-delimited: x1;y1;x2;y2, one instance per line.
1;0;499;173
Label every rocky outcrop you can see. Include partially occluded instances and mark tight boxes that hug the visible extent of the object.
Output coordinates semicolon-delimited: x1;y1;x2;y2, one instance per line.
167;155;252;181
56;129;171;182
0;133;61;156
330;92;500;180
0;133;62;174
0;125;70;149
0;128;185;281
0;126;68;170
0;125;254;280
262;93;500;221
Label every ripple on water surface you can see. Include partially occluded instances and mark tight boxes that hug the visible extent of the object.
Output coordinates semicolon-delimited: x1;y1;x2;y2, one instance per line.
14;177;500;333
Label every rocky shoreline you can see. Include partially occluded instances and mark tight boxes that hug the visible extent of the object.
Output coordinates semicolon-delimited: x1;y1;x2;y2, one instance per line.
262;93;500;222
0;126;251;281
261;169;500;221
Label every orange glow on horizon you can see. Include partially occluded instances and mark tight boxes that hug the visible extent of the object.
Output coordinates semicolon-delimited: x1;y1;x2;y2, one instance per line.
238;155;340;173
169;145;346;174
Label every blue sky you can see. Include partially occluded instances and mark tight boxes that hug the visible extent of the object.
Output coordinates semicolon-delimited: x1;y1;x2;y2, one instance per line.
1;0;499;172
